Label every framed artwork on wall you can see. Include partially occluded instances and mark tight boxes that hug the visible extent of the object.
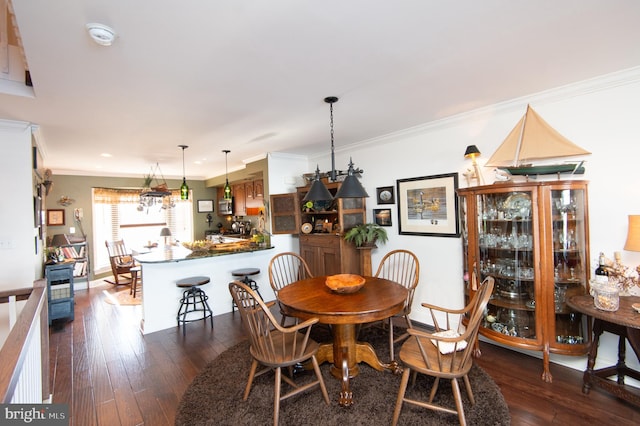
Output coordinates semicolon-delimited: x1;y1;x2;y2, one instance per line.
197;199;214;213
376;186;395;204
47;209;65;226
374;208;392;226
396;172;460;237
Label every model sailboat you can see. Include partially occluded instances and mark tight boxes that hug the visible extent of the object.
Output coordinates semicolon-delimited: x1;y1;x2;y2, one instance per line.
486;105;591;176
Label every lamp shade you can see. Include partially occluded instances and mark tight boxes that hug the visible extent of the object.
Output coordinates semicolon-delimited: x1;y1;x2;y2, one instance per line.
302;166;333;202
160;227;172;237
464;145;481;159
624;215;640;252
50;234;70;247
335;160;369;198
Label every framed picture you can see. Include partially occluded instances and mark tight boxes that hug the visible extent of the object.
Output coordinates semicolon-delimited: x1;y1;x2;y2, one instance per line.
374;208;392;226
397;172;460;237
34;196;42;227
47;209;65;226
376;186;395;204
197;199;214;213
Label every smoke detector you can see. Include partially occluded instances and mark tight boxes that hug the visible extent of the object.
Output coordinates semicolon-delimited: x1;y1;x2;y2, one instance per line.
86;23;116;46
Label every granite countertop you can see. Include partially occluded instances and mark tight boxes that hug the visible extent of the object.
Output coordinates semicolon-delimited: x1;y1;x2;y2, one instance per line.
134;244;273;264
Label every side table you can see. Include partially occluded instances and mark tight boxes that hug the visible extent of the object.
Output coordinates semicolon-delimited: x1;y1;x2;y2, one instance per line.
567;295;640;406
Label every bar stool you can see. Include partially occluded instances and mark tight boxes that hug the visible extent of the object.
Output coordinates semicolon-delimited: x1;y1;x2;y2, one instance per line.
231;268;262;312
130;266;141;298
176;276;214;336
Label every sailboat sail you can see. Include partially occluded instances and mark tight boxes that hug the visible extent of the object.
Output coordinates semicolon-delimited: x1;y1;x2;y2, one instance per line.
486;105;591;175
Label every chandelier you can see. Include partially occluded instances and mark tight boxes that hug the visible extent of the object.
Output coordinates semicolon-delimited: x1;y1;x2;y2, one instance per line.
303;96;368;202
138;163;175;211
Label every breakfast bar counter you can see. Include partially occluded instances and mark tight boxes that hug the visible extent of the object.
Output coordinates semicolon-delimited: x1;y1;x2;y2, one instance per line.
135;244;274;334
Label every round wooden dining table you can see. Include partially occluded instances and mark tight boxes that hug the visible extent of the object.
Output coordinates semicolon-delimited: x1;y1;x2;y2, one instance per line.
277;275;408;406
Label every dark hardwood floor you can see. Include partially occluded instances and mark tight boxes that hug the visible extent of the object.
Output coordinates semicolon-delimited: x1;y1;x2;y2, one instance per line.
49;284;640;425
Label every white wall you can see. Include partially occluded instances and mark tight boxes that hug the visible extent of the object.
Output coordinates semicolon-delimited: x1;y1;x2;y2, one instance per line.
266;152;310;253
287;67;640;376
0;120;39;290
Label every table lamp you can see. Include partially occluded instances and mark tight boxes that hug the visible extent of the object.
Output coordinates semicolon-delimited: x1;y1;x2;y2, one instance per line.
50;234;70;247
624;215;640;252
160;227;172;247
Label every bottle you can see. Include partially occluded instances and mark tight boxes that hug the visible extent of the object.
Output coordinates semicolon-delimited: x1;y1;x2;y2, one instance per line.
594;252;609;284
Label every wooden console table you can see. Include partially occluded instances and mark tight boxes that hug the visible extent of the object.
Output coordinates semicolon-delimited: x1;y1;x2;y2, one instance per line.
567;295;640;406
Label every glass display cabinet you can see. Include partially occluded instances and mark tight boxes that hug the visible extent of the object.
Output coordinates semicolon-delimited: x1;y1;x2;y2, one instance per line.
458;180;591;382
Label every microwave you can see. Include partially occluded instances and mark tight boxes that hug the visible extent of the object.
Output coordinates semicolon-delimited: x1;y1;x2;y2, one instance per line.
218;198;233;215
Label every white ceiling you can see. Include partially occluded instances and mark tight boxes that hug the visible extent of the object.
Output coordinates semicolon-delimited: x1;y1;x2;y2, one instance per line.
3;1;640;180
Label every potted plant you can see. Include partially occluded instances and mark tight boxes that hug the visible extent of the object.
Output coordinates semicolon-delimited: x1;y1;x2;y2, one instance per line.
343;223;388;248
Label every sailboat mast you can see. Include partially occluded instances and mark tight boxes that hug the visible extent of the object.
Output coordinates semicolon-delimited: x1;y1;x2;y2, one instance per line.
512;104;529;166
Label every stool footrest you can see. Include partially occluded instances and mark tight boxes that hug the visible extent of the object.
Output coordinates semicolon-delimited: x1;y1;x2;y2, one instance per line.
176;285;214;335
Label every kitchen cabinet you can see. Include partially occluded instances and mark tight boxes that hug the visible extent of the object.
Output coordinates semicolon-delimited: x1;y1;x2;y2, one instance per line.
457;180;591;382
245;181;255;200
270;180;366;275
253;179;264;198
232;183;246;216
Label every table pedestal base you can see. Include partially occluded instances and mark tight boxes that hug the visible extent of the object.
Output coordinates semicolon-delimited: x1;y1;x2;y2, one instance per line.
315;323;402;406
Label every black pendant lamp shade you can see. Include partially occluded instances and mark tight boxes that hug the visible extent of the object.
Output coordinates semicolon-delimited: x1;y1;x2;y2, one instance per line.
302;165;333;202
179;145;189;200
223;150;232;200
304;96;369;200
334;158;369;198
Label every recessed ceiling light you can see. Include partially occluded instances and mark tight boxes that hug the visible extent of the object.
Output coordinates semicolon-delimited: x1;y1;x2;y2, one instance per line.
100;153;112;157
86;23;117;46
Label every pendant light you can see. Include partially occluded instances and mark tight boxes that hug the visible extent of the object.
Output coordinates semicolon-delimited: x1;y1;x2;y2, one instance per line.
306;96;368;200
335;157;369;198
223;150;232;200
179;145;189;200
302;165;333;202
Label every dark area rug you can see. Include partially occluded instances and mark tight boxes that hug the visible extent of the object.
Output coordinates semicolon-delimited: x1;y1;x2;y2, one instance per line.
175;326;510;425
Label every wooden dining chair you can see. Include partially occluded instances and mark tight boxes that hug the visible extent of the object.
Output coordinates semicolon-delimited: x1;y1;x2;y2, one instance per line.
374;249;420;361
228;280;330;425
391;276;495;426
268;252;314;326
105;239;136;285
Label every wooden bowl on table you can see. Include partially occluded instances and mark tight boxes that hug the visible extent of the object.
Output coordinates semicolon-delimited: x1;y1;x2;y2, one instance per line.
325;274;366;294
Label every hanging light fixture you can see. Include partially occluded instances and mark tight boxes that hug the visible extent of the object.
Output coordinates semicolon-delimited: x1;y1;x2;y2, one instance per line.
223;150;232;200
303;165;333;202
179;145;189;200
335;157;369;198
303;96;368;200
138;163;175;212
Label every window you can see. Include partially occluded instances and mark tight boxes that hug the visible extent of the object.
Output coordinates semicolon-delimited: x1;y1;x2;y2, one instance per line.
92;188;193;273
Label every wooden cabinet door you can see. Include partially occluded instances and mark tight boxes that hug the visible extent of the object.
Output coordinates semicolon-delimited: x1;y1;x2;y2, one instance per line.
245;181;254;200
300;234;360;276
317;243;342;276
270;193;299;234
254;179;264;198
233;184;246;215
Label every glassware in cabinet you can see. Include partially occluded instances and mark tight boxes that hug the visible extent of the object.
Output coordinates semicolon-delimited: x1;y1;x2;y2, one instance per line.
476;191;536;340
550;187;589;346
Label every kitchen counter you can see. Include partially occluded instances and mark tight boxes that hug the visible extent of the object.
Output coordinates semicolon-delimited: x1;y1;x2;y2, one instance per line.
135;243;271;264
134;244;276;335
